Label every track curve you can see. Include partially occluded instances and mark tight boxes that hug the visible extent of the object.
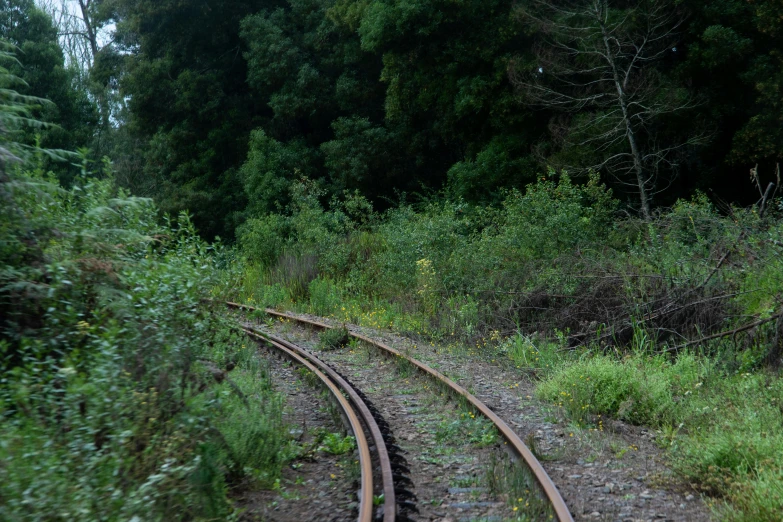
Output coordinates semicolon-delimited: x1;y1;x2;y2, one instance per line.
230;302;574;522
241;324;399;522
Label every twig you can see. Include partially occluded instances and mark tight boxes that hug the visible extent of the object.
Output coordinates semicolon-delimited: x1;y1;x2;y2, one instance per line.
663;310;783;353
637;290;756;324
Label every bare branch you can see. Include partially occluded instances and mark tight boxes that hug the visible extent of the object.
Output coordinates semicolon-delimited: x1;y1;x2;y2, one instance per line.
510;0;697;219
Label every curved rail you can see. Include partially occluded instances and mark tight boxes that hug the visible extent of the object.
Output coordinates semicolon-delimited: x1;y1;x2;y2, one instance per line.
242;323;397;522
229;302;574;522
242;327;396;522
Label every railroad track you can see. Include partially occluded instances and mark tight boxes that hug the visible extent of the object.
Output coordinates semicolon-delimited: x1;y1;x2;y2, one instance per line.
229;301;574;522
240;325;409;522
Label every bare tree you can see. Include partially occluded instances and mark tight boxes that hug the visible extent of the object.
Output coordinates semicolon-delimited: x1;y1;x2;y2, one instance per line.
511;0;703;220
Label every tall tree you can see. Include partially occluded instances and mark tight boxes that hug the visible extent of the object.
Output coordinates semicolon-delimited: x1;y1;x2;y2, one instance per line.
0;0;96;174
357;0;538;200
666;0;781;201
512;0;701;219
240;0;398;211
112;0;272;239
729;0;783;168
40;0;123;154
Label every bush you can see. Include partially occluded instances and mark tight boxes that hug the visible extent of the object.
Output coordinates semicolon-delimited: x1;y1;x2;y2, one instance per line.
0;167;290;520
537;352;704;426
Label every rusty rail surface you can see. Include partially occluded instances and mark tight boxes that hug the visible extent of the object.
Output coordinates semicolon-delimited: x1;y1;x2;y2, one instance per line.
229;302;574;522
241;325;397;522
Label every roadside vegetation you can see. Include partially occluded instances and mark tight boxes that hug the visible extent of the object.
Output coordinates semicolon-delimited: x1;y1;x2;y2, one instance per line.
0;159;300;520
1;45;293;519
236;171;783;520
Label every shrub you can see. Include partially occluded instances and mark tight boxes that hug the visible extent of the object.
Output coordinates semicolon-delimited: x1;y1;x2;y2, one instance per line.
0;166;290;520
309;278;342;316
237;213;288;268
537;353;703;426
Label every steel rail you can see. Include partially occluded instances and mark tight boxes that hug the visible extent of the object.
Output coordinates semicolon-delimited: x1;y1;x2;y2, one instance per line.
240;327;375;522
229;302;574;522
242;323;397;522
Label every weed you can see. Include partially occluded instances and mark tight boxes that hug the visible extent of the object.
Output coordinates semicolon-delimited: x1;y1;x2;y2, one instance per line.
309;278;342;316
316;432;356;455
435;411;499;447
500;333;565;375
296;366;321;388
395;353;416;378
318;325;350;350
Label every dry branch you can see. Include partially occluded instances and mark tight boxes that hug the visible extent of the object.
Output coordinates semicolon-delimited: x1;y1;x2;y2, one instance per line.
663;310;783;353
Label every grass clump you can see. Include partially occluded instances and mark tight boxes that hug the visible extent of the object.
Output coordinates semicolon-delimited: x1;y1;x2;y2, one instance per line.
537;353;703;426
674;372;783;521
435;410;499;447
318;325;350;350
537;347;783;521
500;333;565;374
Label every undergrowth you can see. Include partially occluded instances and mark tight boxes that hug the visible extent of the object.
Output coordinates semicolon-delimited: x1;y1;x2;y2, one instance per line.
0;163;291;520
234;171;783;519
537;341;783;520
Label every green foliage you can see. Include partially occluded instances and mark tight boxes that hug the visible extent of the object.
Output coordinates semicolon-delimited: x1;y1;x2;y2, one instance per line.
490;172;617;261
499;333;563;374
0;160;290;519
213;363;290;487
320;116;402;194
241;129;316;217
447;135;539;203
538;349;783;521
238;173;620;334
308;277;343;316
0;2;96;178
537;353;704;427
435;410;498;447
674;0;782;195
112;0;266;239
237;212;290;268
0;40;62;171
86;0;783;236
315;431;356;455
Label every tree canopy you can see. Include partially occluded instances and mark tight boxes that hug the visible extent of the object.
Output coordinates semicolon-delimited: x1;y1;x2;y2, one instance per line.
3;0;780;236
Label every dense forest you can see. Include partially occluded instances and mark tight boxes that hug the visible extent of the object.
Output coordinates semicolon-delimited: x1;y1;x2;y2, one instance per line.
2;1;783;521
2;0;781;237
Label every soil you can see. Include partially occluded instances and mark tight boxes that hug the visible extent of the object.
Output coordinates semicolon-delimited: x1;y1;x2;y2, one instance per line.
251;310;715;522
